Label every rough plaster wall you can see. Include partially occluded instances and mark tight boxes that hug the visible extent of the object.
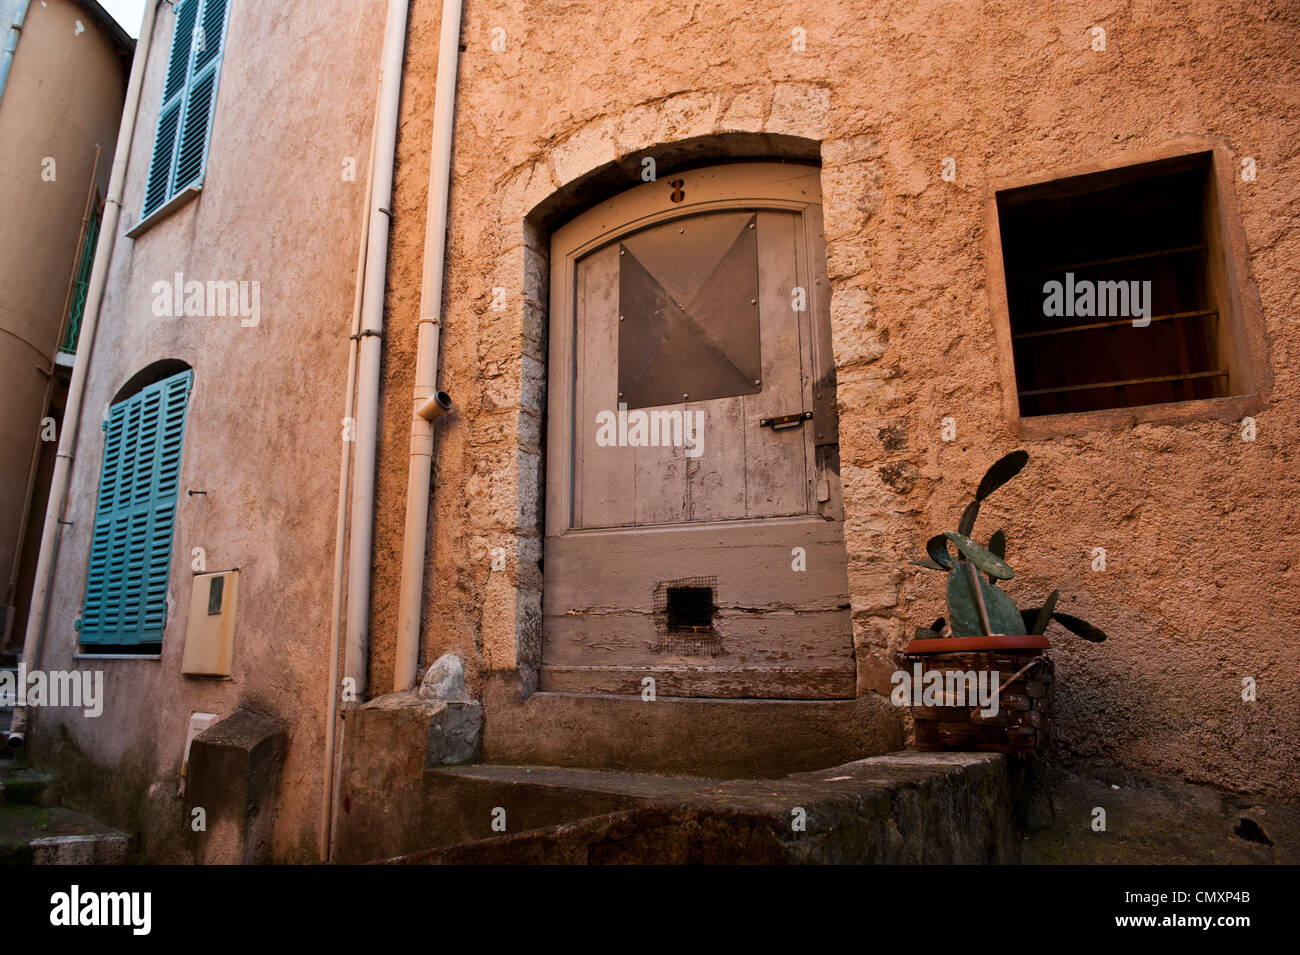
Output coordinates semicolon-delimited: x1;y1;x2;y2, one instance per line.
33;1;386;861
380;0;1300;798
0;0;125;627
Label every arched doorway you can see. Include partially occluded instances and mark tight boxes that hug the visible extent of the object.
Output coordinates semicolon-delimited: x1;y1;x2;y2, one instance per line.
542;162;855;698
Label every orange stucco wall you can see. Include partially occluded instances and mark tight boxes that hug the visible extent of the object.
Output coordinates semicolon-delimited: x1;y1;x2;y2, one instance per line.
375;0;1299;799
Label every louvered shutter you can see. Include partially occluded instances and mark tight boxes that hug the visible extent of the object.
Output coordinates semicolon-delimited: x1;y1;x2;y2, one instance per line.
79;370;193;646
141;0;231;218
174;0;228;193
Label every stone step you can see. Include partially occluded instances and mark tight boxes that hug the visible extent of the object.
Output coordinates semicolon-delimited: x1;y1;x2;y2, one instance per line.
481;673;904;779
0;766;60;806
337;761;717;863
0;804;129;864
430;763;718;840
380;751;1017;865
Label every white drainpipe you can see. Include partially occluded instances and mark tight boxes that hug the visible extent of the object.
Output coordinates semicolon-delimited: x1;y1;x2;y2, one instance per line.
7;0;160;751
393;0;462;692
319;75;381;863
341;0;412;697
0;0;33;108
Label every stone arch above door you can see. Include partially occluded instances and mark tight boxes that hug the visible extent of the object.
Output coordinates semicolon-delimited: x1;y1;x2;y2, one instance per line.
503;84;833;233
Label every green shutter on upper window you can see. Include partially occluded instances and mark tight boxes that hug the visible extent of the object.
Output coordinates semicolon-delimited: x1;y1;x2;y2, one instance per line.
162;0;199;101
142;101;182;216
79;370;193;647
141;0;231;218
174;70;217;191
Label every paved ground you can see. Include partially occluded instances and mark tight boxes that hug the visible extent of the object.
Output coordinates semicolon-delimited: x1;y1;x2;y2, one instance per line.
1020;761;1300;864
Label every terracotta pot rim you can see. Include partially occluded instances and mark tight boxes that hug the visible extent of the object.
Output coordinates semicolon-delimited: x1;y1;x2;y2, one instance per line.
906;634;1051;654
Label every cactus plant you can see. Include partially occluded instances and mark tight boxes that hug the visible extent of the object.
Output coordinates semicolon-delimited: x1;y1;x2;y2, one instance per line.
908;450;1108;643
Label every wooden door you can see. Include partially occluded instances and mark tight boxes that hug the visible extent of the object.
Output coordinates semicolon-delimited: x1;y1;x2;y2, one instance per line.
542;163;855;699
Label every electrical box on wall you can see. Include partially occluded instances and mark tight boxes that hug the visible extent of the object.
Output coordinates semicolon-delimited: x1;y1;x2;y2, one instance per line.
182;571;238;677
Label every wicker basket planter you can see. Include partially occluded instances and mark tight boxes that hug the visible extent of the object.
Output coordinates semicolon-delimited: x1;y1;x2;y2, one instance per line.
897;634;1054;757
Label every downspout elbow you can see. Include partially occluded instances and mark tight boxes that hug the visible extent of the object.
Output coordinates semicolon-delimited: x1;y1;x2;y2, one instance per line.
417;390;452;423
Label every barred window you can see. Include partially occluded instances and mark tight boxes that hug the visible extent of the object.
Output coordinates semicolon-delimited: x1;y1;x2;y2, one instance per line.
996;152;1247;417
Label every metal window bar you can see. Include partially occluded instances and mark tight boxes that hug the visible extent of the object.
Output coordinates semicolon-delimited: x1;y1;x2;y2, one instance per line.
1018;369;1227;398
1012;308;1218;340
1005;243;1207;280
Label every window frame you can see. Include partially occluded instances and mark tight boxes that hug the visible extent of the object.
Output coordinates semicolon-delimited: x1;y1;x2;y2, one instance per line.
983;140;1270;439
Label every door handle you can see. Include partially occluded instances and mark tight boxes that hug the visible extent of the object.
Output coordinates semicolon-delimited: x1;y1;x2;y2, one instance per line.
758;411;813;431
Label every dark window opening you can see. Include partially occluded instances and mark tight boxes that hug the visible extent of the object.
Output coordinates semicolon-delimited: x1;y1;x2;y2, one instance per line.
666;586;714;632
996;152;1245;417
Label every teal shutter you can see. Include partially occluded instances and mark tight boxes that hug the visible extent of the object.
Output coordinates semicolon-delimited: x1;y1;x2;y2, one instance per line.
79;370;194;646
60;209;101;354
141;0;231;218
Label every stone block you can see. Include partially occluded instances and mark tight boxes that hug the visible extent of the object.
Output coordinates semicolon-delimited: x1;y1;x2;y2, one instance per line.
334;691;484;863
184;707;286;865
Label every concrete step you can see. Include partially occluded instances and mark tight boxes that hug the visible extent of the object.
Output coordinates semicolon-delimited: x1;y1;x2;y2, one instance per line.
428;763;719;842
337;761;717;863
0;804;129;864
381;751;1017;864
0;766;60;806
481;673;904;779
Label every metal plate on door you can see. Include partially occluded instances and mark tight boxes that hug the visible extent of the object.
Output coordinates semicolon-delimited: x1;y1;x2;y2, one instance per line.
617;212;762;409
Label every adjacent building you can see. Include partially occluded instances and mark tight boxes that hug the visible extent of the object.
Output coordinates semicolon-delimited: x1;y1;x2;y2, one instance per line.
0;0;131;660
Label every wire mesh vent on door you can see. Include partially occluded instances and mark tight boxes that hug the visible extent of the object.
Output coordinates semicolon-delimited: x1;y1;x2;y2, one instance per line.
653;576;721;656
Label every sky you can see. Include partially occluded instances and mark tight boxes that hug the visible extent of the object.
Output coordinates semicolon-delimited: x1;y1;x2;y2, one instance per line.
97;0;147;38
